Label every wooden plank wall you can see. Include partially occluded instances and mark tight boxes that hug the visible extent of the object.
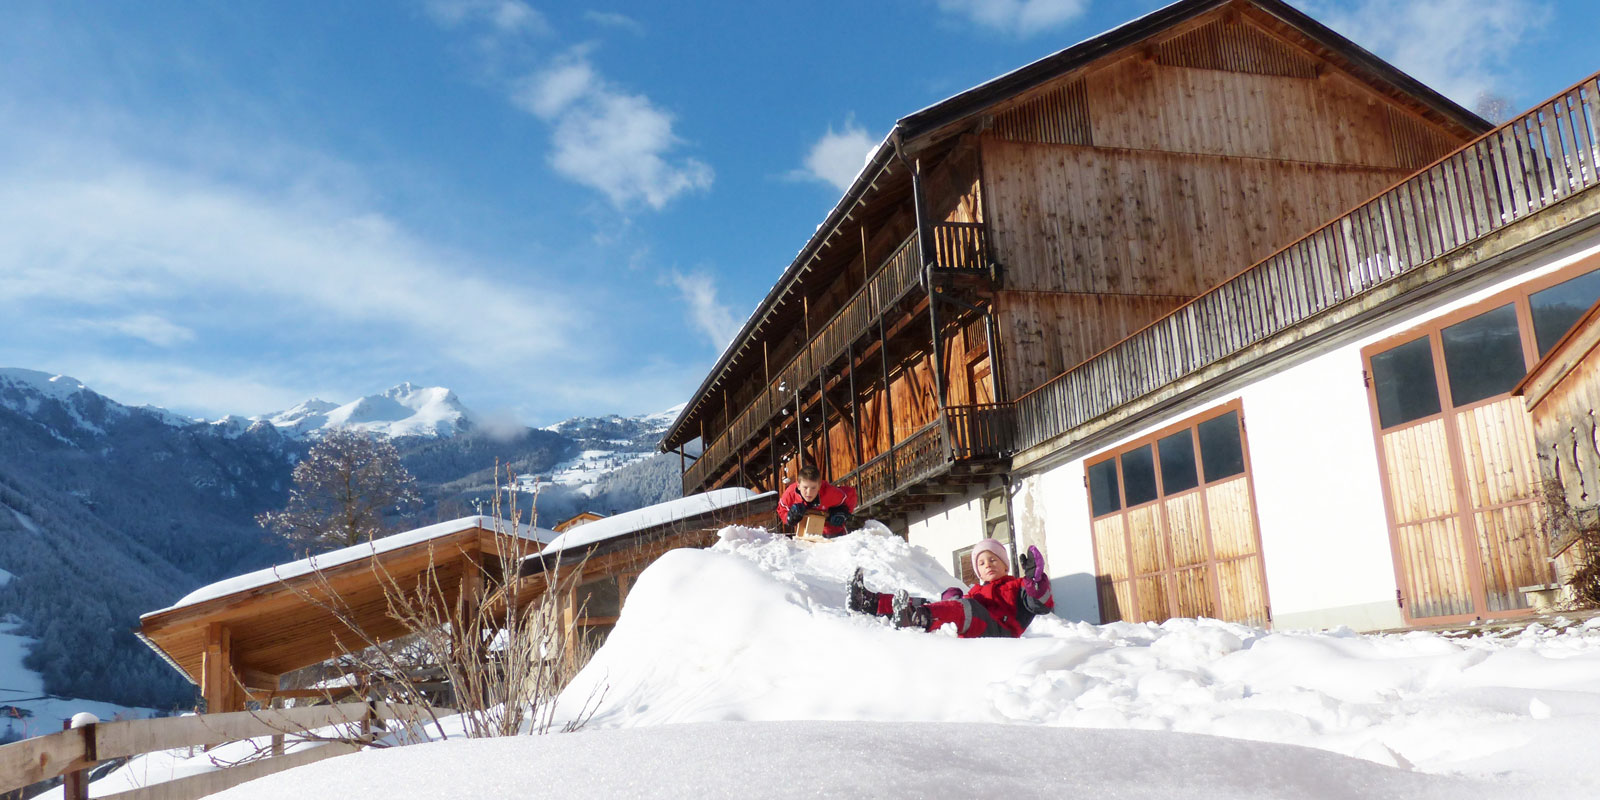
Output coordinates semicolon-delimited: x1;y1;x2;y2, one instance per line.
984;138;1415;297
995;291;1188;403
979;14;1471;401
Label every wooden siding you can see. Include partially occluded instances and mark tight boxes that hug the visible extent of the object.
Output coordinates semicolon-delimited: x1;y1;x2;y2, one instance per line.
984;137;1416;297
1154;17;1319;80
1014;73;1600;461
995;291;1188;402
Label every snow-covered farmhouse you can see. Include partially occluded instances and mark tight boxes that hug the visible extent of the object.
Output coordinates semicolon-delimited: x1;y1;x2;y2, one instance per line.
659;0;1600;632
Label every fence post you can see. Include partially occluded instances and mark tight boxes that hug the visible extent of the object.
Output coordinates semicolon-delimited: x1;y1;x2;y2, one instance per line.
62;713;98;800
270;697;285;757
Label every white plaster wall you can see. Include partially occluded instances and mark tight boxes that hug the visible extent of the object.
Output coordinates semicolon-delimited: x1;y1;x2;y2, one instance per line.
1014;464;1100;621
1236;348;1402;630
904;492;985;581
1010;229;1600;631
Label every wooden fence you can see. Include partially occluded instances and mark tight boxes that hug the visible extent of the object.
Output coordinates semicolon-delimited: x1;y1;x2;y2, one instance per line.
1015;71;1600;454
0;702;450;800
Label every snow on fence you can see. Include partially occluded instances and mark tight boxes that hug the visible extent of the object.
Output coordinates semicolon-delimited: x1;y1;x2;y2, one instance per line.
0;701;449;800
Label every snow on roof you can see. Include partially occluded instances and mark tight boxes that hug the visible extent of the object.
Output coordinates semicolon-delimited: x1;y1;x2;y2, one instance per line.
145;516;555;618
531;488;775;560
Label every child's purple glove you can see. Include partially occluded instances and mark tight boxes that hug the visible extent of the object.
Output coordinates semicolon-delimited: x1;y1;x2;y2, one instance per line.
940;587;963;602
1019;545;1051;601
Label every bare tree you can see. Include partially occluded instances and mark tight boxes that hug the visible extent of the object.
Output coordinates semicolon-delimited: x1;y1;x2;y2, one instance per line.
1473;91;1515;126
257;429;422;555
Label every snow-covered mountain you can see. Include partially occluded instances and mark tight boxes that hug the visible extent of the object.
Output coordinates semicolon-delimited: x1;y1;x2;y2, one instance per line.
0;367;685;711
262;383;477;439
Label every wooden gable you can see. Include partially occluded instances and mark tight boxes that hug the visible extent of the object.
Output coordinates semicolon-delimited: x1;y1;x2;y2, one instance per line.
969;4;1483;400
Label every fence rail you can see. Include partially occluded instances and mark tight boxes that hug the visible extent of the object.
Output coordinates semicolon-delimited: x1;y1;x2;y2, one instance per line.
0;701;451;800
1016;72;1600;455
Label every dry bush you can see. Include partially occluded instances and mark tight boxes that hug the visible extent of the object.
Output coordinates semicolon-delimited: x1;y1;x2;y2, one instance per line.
1538;479;1600;608
264;463;606;746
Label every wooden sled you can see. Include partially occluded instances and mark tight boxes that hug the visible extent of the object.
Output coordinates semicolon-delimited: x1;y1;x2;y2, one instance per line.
795;513;829;542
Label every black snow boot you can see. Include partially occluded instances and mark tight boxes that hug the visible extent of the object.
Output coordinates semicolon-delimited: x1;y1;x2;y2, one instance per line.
891;590;931;631
848;568;878;615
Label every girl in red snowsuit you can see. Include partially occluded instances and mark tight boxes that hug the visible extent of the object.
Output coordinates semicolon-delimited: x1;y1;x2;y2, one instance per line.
849;539;1053;638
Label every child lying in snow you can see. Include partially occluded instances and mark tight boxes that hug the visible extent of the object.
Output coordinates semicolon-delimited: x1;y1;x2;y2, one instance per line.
847;539;1053;638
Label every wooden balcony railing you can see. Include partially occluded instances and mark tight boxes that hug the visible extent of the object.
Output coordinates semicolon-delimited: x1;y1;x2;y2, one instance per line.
947;402;1016;459
1016;71;1600;455
931;221;989;273
838;403;1016;510
684;218;997;494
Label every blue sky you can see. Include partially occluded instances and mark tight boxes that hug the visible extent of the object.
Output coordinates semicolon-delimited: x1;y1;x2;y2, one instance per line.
0;0;1595;426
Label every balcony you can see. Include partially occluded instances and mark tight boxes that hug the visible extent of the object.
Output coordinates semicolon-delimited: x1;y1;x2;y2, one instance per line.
839;402;1016;512
1014;70;1600;458
683;221;995;495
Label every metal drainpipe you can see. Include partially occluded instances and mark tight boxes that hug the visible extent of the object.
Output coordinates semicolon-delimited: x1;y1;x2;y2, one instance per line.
893;130;950;461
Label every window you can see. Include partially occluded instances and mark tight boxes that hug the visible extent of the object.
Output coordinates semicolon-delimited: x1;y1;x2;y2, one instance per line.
1440;303;1525;406
953;544;977;586
1120;445;1158;507
1086;409;1250;510
1087;459;1121;517
576;576;621;619
1531;268;1600;355
1158;430;1200;495
1370;336;1442;428
1197;411;1245;483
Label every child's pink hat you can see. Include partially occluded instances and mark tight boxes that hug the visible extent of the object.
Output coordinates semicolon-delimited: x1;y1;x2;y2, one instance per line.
971;538;1009;575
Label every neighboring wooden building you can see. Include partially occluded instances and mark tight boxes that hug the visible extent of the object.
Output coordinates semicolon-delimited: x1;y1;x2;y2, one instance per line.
516;489;774;658
1516;297;1600;583
553;511;608;533
664;0;1600;631
138;516;554;712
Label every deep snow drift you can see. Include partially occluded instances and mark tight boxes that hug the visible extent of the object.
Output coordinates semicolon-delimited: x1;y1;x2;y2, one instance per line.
116;526;1600;797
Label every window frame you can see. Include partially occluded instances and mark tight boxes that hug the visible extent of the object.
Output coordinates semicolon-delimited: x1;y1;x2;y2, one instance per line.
1079;398;1268;625
1362;257;1600;435
1359;253;1600;624
1085;402;1251;520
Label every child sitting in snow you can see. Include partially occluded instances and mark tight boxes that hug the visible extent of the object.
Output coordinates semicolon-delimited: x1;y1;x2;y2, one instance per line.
847;539;1053;638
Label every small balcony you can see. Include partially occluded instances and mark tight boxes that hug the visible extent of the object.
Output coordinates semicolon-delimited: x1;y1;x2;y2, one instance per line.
840;402;1016;512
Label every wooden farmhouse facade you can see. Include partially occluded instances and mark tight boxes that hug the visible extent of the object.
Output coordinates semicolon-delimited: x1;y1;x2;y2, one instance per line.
661;0;1600;631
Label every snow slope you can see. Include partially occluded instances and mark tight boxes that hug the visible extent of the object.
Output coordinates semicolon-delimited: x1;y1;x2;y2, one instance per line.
209;721;1523;800
100;525;1600;796
551;526;1600;785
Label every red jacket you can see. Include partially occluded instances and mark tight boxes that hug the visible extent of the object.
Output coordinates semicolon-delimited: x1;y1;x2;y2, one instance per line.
928;575;1053;638
776;481;858;536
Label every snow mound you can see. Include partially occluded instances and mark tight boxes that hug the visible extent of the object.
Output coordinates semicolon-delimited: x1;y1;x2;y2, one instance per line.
206;721;1527;800
555;525;1600;785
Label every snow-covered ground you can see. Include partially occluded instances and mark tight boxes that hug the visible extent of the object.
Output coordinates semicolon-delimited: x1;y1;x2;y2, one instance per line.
101;526;1600;797
523;448;658;490
0;620;154;741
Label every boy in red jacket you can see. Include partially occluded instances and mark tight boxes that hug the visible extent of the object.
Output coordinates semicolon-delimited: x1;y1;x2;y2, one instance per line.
848;539;1053;638
776;465;858;538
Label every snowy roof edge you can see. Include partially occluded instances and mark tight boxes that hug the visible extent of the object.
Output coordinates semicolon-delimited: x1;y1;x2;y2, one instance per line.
143;515;552;619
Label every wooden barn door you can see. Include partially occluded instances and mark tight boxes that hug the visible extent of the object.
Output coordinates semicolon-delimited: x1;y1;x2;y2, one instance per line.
1085;403;1270;626
1363;284;1589;623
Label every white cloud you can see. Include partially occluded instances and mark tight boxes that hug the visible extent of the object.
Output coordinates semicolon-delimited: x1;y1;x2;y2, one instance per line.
1304;0;1550;106
63;358;323;419
515;53;712;210
584;11;645;35
0;158;577;381
796;121;878;192
73;314;197;347
935;0;1090;37
667;270;740;352
424;0;548;34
